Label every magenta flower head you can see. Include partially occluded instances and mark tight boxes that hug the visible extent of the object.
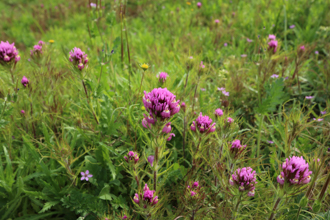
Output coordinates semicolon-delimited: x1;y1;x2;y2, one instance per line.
142;117;152;129
30;44;43;57
277;156;312;186
20;110;25;114
162;122;172;133
21;76;29;87
197;2;202;8
142;184;158;206
81;170;93;181
192;181;199;188
158;72;168;83
268;35;276;40
227;117;234;124
230;139;246;158
181;102;186;112
0;41;20;65
222;91;229;96
300;45;305;51
200;61;205;68
191;191;197;197
230;167;257;196
246;38;253;43
122;215;128;219
290;25;295;29
143;88;180;121
133;193;140;204
167;133;175;141
90;3;96;8
38;41;45;46
215;19;220;24
215;108;223;117
321;110;326;115
191;112;216;134
148;155;154;167
125;151;139;163
69;47;88;70
268;40;278;53
224;43;228;47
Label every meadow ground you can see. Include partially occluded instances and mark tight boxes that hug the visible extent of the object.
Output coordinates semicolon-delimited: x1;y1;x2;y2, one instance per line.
0;0;330;219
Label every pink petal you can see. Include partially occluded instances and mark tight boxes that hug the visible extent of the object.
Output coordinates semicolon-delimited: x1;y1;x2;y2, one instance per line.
81;172;85;176
86;177;89;181
85;170;89;174
87;175;93;178
81;177;85;181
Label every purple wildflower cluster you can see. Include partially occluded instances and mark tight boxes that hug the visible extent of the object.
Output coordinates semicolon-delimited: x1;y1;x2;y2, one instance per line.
124;151;139;164
133;184;159;206
30;41;45;57
187;181;200;197
230;167;257;197
230;139;246;158
157;72;168;83
215;108;223;117
227;117;234;123
191;112;216;134
69;47;88;70
217;87;229;96
0;41;20;64
142;88;180;122
268;35;278;53
21;76;29;87
277;156;312;185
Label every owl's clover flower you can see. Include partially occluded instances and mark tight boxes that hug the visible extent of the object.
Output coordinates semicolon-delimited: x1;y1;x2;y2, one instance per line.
230;167;257;197
277;156;312;186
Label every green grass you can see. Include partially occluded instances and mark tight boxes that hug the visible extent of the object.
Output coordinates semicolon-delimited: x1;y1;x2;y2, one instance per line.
0;0;330;219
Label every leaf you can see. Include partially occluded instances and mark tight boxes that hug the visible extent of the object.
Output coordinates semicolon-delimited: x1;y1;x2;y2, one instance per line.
256;78;289;114
98;184;112;201
38;201;60;213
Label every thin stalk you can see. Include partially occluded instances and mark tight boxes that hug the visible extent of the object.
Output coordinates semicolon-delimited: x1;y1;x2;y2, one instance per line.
154;146;158;191
269;198;281;220
192;76;200;113
82;80;99;124
233;194;242;220
183;115;186;159
256;114;263;166
138;71;145;98
182;69;190;160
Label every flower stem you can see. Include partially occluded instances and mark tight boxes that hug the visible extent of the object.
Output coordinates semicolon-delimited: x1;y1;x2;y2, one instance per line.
138;71;145;98
268;198;281;220
256;114;263;170
233;194;242;220
154;146;158;191
81;80;99;124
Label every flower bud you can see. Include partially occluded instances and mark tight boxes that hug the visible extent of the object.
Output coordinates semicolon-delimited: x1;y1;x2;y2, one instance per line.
299;196;308;208
162;122;172;133
312;199;321;212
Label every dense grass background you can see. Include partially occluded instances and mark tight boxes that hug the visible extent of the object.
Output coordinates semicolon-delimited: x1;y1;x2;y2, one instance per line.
0;0;330;219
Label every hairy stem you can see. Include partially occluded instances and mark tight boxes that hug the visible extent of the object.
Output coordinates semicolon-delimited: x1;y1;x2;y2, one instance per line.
269;198;281;220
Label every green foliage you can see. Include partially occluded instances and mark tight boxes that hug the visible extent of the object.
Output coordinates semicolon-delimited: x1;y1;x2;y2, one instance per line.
0;0;329;219
257;78;289;114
